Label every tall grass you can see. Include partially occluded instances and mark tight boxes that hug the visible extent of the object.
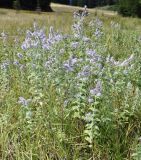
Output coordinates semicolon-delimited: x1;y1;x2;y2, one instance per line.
0;5;141;160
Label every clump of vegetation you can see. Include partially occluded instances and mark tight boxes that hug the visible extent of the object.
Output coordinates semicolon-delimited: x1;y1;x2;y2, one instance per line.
118;0;141;17
0;7;141;160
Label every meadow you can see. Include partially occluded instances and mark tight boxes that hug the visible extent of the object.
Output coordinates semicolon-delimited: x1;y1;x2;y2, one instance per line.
0;3;141;160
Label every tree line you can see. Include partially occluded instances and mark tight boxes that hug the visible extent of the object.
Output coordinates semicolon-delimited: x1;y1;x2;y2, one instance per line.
0;0;116;10
0;0;52;11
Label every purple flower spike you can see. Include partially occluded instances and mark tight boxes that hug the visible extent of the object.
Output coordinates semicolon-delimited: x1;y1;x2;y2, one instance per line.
18;97;31;107
90;80;102;97
17;53;23;59
63;63;74;72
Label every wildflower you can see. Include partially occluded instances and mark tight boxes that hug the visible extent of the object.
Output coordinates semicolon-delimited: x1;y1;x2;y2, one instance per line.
72;22;83;38
26;30;33;38
71;42;79;49
18;97;31;107
95;28;102;38
86;49;101;62
19;64;25;70
82;36;90;43
70;57;78;65
1;31;7;44
63;63;74;72
84;112;93;122
64;100;68;107
42;43;50;50
88;98;94;103
13;60;19;66
78;65;91;77
123;70;128;75
1;61;10;70
21;39;31;50
44;59;53;69
17;53;23;59
90;80;102;97
60;48;65;54
63;56;78;72
86;49;96;57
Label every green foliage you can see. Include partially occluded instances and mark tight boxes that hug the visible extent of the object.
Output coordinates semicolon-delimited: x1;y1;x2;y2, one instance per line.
13;0;21;10
118;0;140;17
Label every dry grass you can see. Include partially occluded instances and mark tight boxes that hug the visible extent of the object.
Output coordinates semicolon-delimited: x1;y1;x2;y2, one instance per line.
0;3;141;36
0;3;118;35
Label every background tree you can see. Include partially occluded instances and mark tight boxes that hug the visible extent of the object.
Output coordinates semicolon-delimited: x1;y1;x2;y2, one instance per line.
0;0;52;12
118;0;140;17
0;0;13;8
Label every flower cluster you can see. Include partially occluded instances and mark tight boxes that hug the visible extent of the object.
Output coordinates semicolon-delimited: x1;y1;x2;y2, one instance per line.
21;23;64;51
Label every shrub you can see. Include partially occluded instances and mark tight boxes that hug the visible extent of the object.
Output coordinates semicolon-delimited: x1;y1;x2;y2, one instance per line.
118;0;140;17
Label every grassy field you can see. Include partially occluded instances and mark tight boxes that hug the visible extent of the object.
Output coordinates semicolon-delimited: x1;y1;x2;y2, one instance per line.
0;3;141;160
0;3;141;34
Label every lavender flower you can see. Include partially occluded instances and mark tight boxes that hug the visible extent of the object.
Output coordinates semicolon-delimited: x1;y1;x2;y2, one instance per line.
64;100;68;107
18;97;31;107
95;28;102;38
1;31;7;44
82;36;90;43
21;38;31;50
19;64;26;70
70;57;78;66
44;59;54;69
78;65;91;77
90;80;102;97
84;112;93;122
60;48;65;54
17;53;23;59
86;49;96;57
13;60;19;66
63;56;78;72
63;63;74;72
71;42;79;49
72;22;83;38
1;61;10;70
88;98;94;103
86;49;101;62
42;43;50;50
